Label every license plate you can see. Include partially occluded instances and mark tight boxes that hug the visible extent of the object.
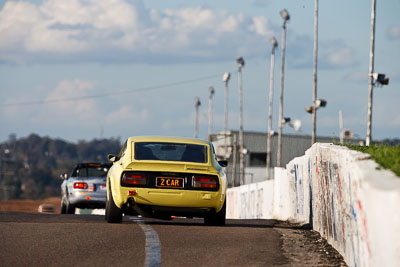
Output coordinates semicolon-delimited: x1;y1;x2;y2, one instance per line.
156;177;184;188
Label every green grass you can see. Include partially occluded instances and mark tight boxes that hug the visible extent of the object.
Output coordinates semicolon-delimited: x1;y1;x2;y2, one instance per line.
345;144;400;177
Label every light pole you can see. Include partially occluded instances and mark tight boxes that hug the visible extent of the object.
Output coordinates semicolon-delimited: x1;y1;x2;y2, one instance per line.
365;1;389;146
223;72;231;154
236;56;245;185
194;97;201;138
266;36;278;179
277;9;290;167
312;0;319;145
366;0;376;146
208;86;215;139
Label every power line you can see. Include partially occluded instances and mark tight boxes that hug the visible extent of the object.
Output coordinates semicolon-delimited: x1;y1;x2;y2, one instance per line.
0;72;235;108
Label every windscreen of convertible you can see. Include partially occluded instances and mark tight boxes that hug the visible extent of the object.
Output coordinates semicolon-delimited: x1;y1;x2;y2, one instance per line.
73;164;110;177
134;142;207;163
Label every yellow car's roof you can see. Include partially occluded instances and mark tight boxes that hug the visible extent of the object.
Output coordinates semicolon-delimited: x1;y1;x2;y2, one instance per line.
127;136;211;146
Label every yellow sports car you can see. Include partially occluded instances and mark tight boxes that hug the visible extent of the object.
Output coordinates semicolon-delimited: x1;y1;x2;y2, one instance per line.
105;136;228;225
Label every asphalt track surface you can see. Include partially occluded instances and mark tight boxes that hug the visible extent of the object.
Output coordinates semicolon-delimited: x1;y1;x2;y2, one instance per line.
0;212;346;267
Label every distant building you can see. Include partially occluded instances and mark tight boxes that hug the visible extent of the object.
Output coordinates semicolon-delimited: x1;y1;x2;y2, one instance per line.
210;130;362;187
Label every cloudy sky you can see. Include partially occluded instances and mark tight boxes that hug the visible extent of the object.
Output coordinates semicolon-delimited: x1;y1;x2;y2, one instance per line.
0;0;399;143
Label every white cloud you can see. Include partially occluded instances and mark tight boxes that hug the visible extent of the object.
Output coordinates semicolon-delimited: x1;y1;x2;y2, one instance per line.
250;16;271;36
286;35;357;69
253;0;271;7
7;78;152;135
30;79;99;125
162;111;197;131
393;115;400;126
0;0;274;64
104;105;149;125
326;47;355;67
374;98;400;127
344;71;368;83
388;25;400;40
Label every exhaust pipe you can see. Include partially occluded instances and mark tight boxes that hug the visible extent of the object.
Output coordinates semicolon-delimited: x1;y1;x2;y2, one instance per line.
127;197;136;208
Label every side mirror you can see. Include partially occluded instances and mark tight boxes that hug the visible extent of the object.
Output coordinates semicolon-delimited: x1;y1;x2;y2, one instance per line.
60;173;68;180
218;160;228;167
108;154;119;163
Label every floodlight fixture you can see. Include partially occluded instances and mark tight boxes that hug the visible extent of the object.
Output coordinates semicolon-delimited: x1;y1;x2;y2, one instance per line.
195;97;201;107
208;86;215;97
236;57;245;68
222;72;231;83
343;129;354;139
372;73;389;86
305;99;327;114
270;37;278;49
292;120;302;132
315;99;327;108
305;106;313;114
280;117;301;132
281;117;291;124
280;9;290;22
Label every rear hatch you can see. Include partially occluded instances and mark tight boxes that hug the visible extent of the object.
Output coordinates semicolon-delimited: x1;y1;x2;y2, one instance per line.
72;177;107;195
123;162;219;191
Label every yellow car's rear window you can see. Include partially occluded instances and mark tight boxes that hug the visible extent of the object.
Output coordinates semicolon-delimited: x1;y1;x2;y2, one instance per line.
134;142;207;163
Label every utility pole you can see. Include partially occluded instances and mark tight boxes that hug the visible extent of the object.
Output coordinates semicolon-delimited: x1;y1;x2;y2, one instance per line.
339;110;344;144
277;9;290;167
312;0;319;145
236;57;245;185
266;37;278;179
208;86;215;139
194;97;201;138
366;0;376;146
231;133;237;187
223;72;231;153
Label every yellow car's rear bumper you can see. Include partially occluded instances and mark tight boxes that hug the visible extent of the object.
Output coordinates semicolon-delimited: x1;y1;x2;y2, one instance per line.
118;187;225;212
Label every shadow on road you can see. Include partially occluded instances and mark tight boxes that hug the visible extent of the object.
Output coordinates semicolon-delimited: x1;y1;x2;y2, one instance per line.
134;217;310;230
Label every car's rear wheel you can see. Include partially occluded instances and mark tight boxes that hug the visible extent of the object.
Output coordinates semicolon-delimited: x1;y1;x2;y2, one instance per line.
204;199;226;226
65;198;75;214
106;182;123;223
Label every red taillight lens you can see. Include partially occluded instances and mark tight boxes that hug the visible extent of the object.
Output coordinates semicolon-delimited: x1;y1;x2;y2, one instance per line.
73;182;88;189
122;173;147;185
192;176;218;189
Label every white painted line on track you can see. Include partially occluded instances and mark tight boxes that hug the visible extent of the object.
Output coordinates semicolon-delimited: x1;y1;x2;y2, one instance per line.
129;216;161;267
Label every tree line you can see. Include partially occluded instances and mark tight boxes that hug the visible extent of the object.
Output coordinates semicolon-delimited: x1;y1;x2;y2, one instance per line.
0;134;122;200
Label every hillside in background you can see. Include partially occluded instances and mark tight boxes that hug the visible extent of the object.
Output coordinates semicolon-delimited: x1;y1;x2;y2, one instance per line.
0;134;121;200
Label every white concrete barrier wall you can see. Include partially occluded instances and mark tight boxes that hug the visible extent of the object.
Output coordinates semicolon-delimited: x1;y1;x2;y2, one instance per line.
226;180;273;219
226;143;400;267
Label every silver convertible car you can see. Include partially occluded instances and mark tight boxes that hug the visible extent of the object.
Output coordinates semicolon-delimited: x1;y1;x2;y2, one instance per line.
60;163;111;214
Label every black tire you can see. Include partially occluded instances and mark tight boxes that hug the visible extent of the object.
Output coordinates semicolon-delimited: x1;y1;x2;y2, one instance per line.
106;181;123;223
65;198;75;214
204;200;226;226
60;197;67;214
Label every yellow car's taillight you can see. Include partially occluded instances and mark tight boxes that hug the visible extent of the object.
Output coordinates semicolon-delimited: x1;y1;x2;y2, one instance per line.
192;176;218;189
122;172;147;186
